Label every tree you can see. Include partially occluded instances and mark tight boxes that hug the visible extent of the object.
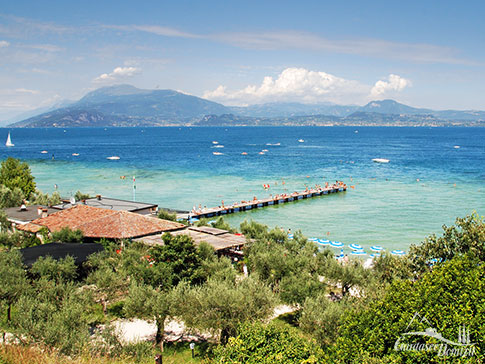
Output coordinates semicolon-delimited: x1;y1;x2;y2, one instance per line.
0;250;29;326
0;157;36;198
409;213;485;275
124;282;171;347
11;279;90;355
31;255;78;283
150;233;204;286
333;254;485;363
323;258;369;297
51;227;84;243
30;190;61;206
86;264;129;314
0;185;24;208
174;277;276;343
372;253;413;285
213;322;327;364
74;190;90;201
299;293;352;347
0;209;11;232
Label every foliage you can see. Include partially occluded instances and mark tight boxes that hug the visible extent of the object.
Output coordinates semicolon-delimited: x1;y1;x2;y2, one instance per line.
174;277;276;343
86;243;172;290
408;213;485;275
74;191;91;201
372;253;413;285
31;255;78;283
51;227;84;243
197;242;236;282
123;282;172;344
0;185;24;209
0;250;29;324
299;293;352;347
213;321;327;363
157;209;177;221
11;279;91;355
150;233;204;286
86;263;130;313
0;231;41;248
0;210;11;232
211;217;236;233
323;257;371;297
29;190;61;206
0;157;36;198
243;220;328;305
333;254;485;363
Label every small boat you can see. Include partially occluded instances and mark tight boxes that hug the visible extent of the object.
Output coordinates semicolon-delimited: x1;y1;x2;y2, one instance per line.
372;158;390;163
5;132;14;147
298;139;304;143
41;150;48;154
262;149;269;152
266;142;281;146
212;152;223;155
212;141;218;144
241;152;248;155
213;145;224;148
72;153;80;156
258;151;265;155
453;145;460;149
354;130;359;133
107;156;120;160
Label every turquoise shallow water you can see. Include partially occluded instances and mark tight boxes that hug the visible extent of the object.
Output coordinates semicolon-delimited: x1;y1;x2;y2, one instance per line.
1;126;484;252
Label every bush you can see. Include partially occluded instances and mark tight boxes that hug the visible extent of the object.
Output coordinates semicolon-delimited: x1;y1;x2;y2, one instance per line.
157;209;177;221
51;227;84;244
333;254;485;363
213;321;327;363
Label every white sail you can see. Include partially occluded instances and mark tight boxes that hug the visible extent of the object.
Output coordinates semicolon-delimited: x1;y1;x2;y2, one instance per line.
5;132;14;147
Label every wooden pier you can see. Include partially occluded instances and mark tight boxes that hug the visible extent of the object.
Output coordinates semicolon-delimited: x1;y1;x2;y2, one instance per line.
190;184;347;219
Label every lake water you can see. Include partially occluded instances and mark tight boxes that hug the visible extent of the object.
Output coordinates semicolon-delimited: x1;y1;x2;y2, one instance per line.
2;126;484;253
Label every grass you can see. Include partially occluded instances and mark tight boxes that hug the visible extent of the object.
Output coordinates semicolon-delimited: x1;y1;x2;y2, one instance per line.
0;342;211;364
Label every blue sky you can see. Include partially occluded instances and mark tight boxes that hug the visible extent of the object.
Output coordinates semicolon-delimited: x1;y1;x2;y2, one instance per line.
1;0;484;121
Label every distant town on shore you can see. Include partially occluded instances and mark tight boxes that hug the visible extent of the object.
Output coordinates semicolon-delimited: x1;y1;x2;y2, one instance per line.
6;85;485;128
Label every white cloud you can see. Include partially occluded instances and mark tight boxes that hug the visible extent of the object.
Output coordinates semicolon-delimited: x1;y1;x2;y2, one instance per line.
93;66;141;83
108;23;474;65
204;68;411;105
204;67;369;105
0;40;9;48
370;74;411;98
15;88;38;94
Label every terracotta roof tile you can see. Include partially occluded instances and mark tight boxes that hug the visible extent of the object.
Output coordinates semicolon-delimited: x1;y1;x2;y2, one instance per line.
17;205;185;239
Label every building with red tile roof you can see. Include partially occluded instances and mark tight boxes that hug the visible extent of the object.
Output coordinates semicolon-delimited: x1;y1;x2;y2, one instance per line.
18;204;185;239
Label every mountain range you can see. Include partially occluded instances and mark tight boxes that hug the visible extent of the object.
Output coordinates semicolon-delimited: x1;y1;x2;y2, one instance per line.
7;85;485;127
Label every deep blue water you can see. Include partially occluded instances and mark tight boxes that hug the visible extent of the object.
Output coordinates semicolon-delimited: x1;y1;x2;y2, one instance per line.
1;127;484;251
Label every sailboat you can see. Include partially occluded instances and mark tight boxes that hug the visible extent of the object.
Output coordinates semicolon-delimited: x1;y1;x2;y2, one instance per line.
5;132;14;147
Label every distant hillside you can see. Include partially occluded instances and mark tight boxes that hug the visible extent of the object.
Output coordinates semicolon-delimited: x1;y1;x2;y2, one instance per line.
10;85;230;127
8;85;485;127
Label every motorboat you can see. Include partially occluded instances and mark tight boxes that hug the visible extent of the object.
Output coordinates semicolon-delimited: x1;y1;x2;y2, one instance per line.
107;156;120;160
372;158;390;163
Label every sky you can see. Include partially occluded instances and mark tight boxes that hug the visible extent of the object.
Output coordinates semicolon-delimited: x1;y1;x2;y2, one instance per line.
1;0;485;121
